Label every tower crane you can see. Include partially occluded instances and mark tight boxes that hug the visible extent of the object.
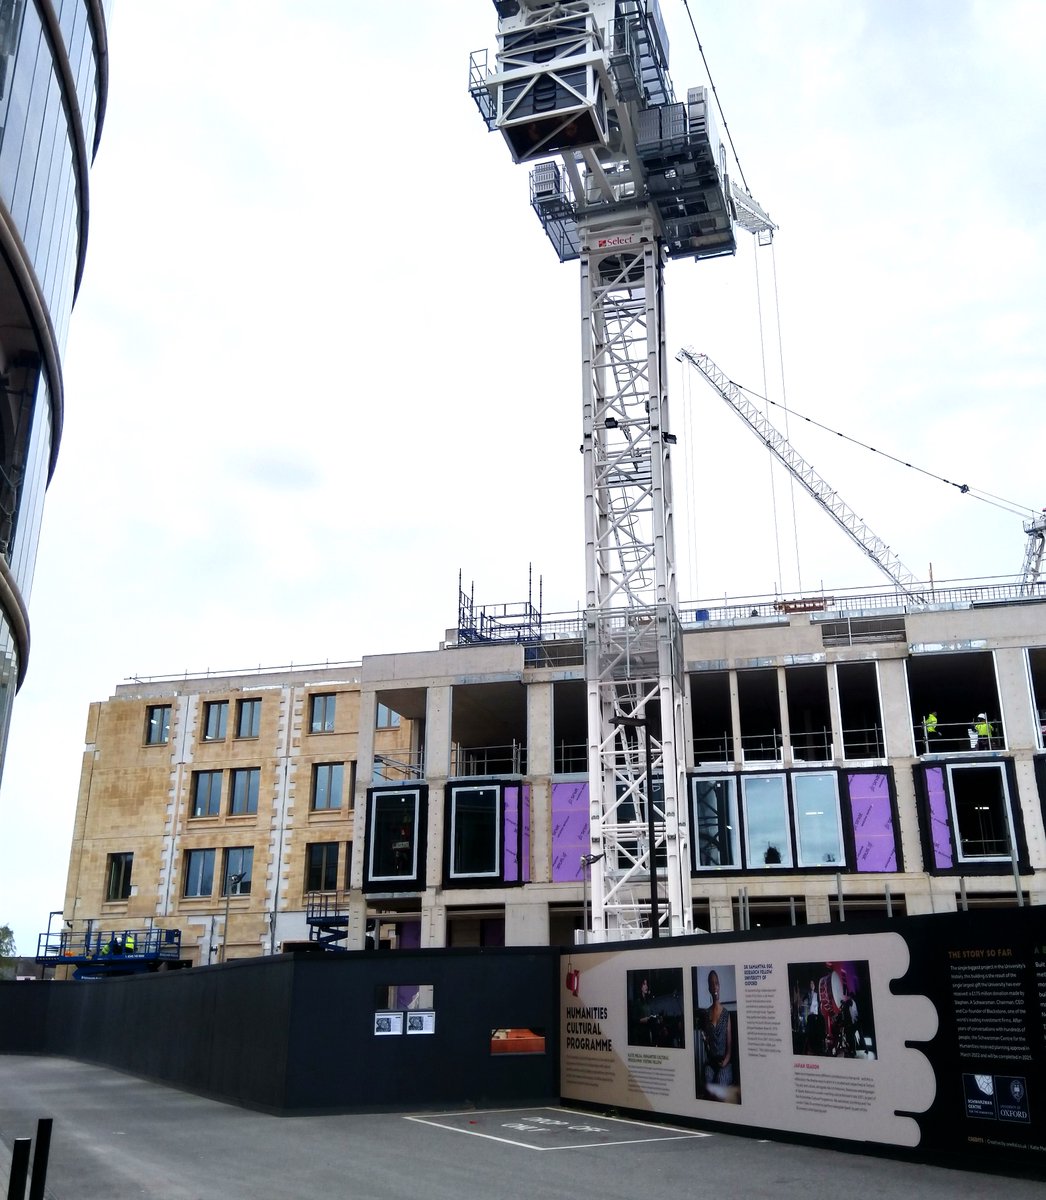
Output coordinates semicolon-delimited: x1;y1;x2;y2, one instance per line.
676;349;923;602
679;349;1044;600
470;0;773;939
1019;512;1046;595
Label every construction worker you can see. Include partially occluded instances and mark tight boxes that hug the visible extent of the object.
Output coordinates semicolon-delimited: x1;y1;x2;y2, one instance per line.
922;711;939;752
124;931;137;954
974;713;993;750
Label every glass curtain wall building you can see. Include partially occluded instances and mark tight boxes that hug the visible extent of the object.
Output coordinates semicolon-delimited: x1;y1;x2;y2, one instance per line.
0;0;109;772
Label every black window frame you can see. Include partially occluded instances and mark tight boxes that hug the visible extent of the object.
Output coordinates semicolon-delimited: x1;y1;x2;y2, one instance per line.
309;693;336;734
311;761;344;811
191;770;223;818
305;842;340;892
202;700;228;741
376;702;400;729
236;697;261;739
364;786;428;892
183;848;216;898
222;846;254;895
105;852;133;901
446;784;501;882
229;767;260;816
915;758;1029;875
144;704;171;746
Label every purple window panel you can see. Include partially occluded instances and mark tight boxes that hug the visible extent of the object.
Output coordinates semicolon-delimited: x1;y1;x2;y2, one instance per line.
504;786;519;882
502;787;530;883
847;772;897;872
521;785;530;881
552;782;590;882
924;766;953;868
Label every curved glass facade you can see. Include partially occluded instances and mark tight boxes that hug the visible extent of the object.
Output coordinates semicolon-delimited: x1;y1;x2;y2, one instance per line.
0;0;107;772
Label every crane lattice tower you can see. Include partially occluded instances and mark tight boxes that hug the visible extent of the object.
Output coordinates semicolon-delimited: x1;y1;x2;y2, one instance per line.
470;0;772;939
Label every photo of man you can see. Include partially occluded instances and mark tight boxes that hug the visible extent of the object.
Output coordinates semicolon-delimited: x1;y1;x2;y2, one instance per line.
788;959;876;1059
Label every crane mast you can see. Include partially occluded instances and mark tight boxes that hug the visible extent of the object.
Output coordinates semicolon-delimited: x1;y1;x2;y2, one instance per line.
471;0;771;939
1019;512;1046;595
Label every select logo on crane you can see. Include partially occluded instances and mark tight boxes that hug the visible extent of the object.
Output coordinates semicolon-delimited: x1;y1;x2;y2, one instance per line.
596;234;639;249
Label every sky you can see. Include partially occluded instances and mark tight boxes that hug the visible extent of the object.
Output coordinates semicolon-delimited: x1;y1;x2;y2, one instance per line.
0;0;1043;953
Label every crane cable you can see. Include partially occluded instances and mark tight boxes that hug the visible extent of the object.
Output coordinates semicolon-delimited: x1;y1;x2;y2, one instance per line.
681;0;750;192
730;379;1039;521
681;2;808;592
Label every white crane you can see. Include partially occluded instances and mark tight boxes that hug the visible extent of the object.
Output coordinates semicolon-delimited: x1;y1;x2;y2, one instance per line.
676;348;923;602
471;0;771;938
1019;512;1046;594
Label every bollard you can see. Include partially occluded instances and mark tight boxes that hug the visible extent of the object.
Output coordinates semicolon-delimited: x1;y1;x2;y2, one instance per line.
6;1138;30;1200
27;1120;52;1200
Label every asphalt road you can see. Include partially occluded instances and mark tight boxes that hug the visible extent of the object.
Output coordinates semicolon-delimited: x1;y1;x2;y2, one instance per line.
1;1056;1042;1200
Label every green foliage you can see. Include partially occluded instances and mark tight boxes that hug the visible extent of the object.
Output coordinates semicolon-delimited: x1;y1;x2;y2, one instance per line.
0;923;15;958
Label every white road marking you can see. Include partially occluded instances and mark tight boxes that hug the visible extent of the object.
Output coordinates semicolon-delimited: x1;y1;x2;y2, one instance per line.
404;1107;713;1152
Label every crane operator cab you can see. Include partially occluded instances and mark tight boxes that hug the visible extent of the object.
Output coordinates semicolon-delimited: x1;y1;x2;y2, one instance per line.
471;0;737;263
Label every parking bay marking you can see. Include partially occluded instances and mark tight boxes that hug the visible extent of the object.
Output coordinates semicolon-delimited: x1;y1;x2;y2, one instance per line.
405;1107;712;1152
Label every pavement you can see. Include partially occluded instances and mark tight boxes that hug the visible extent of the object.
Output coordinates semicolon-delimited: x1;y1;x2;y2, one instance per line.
1;1056;1043;1199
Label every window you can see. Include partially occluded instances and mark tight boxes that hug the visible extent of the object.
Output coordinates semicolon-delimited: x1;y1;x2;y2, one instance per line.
312;762;343;811
306;842;339;892
741;775;793;867
236;698;261;739
222;847;253;895
369;789;420;882
230;767;260;815
793;773;843;866
145;705;171;745
948;764;1015;862
376;702;400;729
183;849;215;897
191;770;222;818
448;785;500;879
203;700;228;741
105;852;133;901
692;777;739;869
309;693;336;733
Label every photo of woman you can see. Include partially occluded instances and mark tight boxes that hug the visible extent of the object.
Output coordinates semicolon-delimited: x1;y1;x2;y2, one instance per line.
693;965;741;1103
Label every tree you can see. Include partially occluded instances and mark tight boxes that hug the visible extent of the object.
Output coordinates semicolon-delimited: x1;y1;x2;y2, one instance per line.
0;923;14;981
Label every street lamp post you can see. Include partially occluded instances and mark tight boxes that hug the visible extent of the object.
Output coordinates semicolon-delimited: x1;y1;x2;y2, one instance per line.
220;871;246;963
580;852;605;944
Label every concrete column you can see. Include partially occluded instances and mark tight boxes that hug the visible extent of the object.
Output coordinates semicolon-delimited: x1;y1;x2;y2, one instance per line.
778;666;791;765
877;656;915;759
728;671;742;768
826;664;844;762
527;682;553;884
424;685;453;892
422;898;447;947
527;681;553;775
529;780;552;883
353;689;378;890
425;685;453;778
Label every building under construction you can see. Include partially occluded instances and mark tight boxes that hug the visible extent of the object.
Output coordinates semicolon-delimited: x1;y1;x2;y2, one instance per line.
46;571;1046;970
42;0;1046;969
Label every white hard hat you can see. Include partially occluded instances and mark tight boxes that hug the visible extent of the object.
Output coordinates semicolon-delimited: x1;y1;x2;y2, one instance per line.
977;713;987;720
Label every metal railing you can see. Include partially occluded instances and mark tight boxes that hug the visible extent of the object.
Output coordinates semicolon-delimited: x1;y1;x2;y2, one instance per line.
915;717;1004;755
36;927;182;964
450;575;1045;649
451;742;527;777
